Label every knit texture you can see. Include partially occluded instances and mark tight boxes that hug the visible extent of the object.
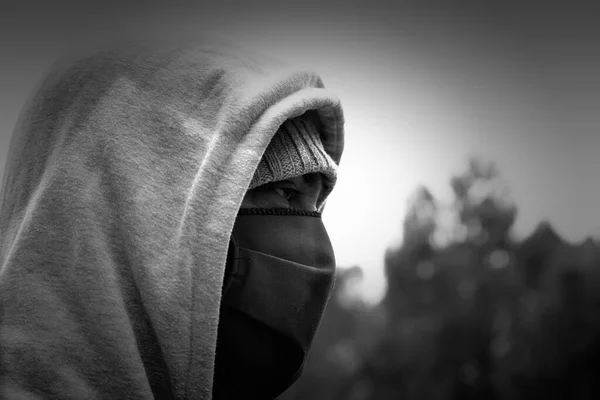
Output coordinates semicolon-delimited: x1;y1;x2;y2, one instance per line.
0;37;344;400
249;113;338;201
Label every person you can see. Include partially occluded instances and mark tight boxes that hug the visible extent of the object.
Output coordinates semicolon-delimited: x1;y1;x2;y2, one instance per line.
0;35;344;399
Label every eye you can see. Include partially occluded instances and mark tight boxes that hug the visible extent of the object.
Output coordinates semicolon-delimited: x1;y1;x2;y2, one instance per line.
273;187;299;201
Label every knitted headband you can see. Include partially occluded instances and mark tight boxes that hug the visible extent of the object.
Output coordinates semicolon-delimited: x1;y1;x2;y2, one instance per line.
249;113;338;206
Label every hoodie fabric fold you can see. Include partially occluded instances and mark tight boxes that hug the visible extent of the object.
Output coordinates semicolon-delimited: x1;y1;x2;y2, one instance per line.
0;36;344;399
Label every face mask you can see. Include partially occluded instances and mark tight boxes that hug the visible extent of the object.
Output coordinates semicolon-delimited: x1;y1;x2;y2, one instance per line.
212;208;336;399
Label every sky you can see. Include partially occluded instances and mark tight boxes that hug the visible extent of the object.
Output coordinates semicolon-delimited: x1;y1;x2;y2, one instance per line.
1;1;599;304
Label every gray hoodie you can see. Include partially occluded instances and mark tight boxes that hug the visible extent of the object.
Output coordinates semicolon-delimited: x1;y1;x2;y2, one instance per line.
0;36;344;399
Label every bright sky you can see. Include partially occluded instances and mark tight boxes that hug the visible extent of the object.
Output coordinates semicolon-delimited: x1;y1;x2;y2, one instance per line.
1;2;599;304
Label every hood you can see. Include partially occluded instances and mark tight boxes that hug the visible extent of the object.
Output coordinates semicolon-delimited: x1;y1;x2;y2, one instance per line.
0;35;344;399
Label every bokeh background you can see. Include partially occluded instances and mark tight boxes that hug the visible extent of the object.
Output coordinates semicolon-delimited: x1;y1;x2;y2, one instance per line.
1;1;599;399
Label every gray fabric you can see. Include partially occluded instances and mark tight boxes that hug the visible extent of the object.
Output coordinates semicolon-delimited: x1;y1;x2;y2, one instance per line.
0;36;344;399
249;113;338;205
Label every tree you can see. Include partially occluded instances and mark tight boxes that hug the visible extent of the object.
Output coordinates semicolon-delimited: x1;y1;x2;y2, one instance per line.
450;157;517;252
515;221;563;288
402;185;438;248
370;157;520;399
287;156;600;400
383;186;438;315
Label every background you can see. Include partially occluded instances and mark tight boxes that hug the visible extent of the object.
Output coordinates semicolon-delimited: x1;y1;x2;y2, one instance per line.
1;1;599;398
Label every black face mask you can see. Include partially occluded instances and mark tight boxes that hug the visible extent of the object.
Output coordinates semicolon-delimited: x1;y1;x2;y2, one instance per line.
212;208;336;400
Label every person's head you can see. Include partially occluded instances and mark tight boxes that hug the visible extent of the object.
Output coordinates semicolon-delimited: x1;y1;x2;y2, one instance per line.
241;112;337;212
0;36;344;400
214;112;340;398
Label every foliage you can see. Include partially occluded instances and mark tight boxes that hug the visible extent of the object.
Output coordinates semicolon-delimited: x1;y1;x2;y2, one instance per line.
281;157;600;400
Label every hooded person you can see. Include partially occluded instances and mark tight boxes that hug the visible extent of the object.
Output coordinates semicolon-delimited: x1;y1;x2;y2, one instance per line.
0;35;344;399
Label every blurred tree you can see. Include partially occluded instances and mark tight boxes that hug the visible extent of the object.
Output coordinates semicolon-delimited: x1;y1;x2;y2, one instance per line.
403;185;438;248
362;157;520;399
282;156;600;400
498;238;600;400
384;185;438;317
450;157;517;253
515;221;563;289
